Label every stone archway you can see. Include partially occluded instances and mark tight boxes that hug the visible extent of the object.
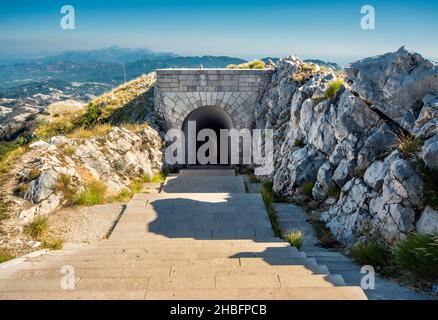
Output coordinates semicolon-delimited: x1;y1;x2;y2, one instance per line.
154;68;273;131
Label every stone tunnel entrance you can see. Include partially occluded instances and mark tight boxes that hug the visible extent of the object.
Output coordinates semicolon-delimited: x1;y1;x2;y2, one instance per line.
182;106;233;166
154;68;273;168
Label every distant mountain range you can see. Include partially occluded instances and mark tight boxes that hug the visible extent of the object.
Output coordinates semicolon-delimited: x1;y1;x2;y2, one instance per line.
0;47;340;110
0;48;246;91
38;46;178;64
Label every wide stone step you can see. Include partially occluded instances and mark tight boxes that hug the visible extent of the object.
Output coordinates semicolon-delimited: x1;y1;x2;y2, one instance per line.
144;287;367;300
0;286;367;300
0;290;147;300
5;263;332;281
0;272;345;293
27;250;306;262
161;176;246;193
44;246;305;259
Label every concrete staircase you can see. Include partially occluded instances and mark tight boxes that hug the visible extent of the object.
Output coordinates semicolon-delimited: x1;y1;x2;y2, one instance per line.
0;169;367;300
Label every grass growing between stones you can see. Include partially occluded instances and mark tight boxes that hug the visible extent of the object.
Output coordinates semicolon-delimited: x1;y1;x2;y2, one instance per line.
312;79;344;103
142;172;167;183
293;63;318;84
293;138;305;148
67;123;113;139
24;216;49;240
393;133;423;158
0;249;14;263
300;182;315;197
327;185;341;199
394;234;438;281
283;229;303;249
74;180;107;206
260;181;282;238
42;238;64;250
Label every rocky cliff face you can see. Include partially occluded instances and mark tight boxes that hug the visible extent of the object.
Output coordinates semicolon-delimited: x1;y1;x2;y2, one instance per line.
255;47;438;245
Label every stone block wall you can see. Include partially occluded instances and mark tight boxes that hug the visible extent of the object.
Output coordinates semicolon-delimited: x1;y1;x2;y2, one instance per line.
155;69;273;130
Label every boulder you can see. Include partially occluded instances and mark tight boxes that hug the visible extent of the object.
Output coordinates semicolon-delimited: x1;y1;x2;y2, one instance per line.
24;170;59;204
332;159;356;187
416;206;438;235
321;178;377;244
382;159;423;207
287;146;326;190
370;197;415;242
364;151;401;192
357;124;397;170
29;140;49;149
345;46;438;127
312;161;334;200
18;206;38;224
421;135;438;169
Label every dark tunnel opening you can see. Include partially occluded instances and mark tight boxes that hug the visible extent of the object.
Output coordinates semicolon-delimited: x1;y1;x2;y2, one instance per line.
182;106;233;166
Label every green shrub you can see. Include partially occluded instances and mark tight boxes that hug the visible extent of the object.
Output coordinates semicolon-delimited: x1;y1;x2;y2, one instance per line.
42;238;64;250
394;234;438;280
327;185;341;199
227;60;265;69
81;103;103;128
300;182;314;197
74;180;107;206
0;249;14;263
24;215;49;240
293;138;305;148
350;241;395;275
283;229;303;249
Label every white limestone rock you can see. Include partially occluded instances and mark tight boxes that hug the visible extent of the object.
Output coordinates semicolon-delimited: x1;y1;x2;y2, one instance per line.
382;159;423;207
416;206;438;235
24;170;59;204
421;135;438;169
312;161;334;200
364;151;401;192
332;159;356;188
345;47;438;127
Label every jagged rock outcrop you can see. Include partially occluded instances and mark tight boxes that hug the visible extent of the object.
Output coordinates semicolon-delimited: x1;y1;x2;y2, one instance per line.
255;48;438;245
345;46;438;130
12;126;163;224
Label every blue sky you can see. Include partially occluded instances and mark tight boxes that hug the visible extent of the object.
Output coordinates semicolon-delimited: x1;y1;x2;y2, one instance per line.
0;0;437;64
